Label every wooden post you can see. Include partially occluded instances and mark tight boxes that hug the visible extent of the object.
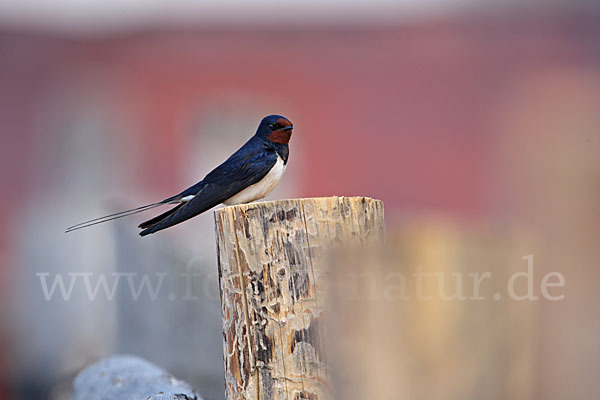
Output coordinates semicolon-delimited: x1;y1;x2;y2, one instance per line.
214;196;385;400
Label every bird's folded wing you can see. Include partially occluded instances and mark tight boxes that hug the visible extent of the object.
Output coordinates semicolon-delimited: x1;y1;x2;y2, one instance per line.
139;145;277;236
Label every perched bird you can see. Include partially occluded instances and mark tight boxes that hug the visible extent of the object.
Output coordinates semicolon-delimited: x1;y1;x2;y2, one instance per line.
66;115;293;236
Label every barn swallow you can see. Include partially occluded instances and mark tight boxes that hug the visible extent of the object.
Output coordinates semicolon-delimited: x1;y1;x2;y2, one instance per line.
66;115;293;236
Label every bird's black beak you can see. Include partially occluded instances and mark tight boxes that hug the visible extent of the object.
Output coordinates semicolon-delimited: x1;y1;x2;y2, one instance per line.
275;125;293;132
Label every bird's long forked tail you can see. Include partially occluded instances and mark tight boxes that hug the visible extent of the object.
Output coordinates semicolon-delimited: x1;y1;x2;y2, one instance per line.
65;202;167;233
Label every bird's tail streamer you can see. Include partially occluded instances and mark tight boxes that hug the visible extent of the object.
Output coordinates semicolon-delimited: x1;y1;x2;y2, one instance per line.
65;202;166;233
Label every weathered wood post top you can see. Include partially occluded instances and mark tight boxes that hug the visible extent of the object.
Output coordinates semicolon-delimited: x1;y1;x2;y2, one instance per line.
214;196;385;400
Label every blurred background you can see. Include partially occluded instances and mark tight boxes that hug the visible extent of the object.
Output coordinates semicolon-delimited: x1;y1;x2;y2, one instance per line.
1;1;599;399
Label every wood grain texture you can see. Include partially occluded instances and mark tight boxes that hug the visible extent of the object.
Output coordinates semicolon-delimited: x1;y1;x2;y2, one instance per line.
214;196;385;400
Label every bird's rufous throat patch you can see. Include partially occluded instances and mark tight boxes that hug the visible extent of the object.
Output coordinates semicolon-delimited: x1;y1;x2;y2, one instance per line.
267;118;293;144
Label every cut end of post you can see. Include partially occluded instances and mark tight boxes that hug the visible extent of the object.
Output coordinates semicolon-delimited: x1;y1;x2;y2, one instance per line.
214;195;383;218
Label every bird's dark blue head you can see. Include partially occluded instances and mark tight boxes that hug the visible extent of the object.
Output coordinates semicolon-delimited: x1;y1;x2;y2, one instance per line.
255;115;293;145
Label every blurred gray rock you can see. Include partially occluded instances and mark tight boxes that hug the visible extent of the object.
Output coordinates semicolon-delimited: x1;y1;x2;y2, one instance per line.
72;355;201;400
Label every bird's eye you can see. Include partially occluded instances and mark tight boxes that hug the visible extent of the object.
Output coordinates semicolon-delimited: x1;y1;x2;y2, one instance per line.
268;124;275;129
